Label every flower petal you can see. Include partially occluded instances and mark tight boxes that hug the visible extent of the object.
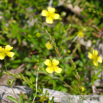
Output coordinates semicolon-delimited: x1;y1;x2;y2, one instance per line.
45;41;53;50
54;66;62;73
5;45;13;51
0;53;5;60
52;59;59;66
6;52;14;57
53;14;60;19
0;46;4;52
41;10;49;16
44;59;52;66
48;7;55;13
97;56;102;63
78;31;84;37
46;17;53;24
88;52;93;59
46;67;54;73
93;60;98;66
93;50;98;56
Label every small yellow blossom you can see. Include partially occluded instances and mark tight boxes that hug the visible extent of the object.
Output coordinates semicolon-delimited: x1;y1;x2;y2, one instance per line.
88;50;102;66
78;31;84;38
28;34;32;38
12;20;16;24
44;59;62;73
41;7;60;24
0;45;14;60
67;50;71;53
81;87;85;92
36;33;41;38
5;27;9;31
45;41;53;50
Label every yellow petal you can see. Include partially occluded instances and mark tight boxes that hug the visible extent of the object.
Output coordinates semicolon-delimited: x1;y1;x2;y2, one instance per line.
52;59;59;66
93;60;98;66
44;59;52;66
5;45;13;51
46;17;53;24
53;14;60;19
78;31;84;37
48;7;55;13
54;66;62;73
88;52;93;59
6;52;14;57
93;50;98;56
46;67;54;73
0;53;5;60
41;10;49;16
81;87;84;91
97;56;102;63
45;42;53;50
0;46;4;52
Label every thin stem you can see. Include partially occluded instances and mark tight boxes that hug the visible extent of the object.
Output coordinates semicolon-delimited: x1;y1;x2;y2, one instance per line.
42;27;61;58
11;85;19;102
4;59;19;102
36;67;39;94
70;59;82;94
4;59;7;71
32;67;39;102
54;75;75;92
48;0;53;7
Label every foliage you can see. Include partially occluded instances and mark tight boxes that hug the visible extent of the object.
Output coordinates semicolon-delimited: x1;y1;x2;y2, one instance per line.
0;0;103;102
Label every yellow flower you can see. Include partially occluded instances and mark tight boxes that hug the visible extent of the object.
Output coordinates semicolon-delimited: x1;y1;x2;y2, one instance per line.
78;31;84;37
45;41;53;50
12;20;16;24
36;33;41;38
41;7;60;24
44;59;62;73
81;87;85;92
0;45;14;60
88;50;102;66
5;27;9;31
28;34;32;38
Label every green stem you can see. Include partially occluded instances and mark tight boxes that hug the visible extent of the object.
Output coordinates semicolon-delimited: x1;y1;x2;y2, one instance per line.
42;27;61;58
4;59;7;71
53;74;75;92
70;59;82;95
32;67;39;103
4;59;19;102
11;85;19;103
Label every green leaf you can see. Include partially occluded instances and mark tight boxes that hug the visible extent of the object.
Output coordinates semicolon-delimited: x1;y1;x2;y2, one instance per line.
96;70;102;77
19;94;24;103
17;33;22;44
7;95;19;103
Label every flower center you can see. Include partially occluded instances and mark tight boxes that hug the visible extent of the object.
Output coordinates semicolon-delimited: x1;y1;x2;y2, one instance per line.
47;11;54;18
93;55;98;61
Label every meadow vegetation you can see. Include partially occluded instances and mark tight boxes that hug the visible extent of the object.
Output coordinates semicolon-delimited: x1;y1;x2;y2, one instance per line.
0;0;103;102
